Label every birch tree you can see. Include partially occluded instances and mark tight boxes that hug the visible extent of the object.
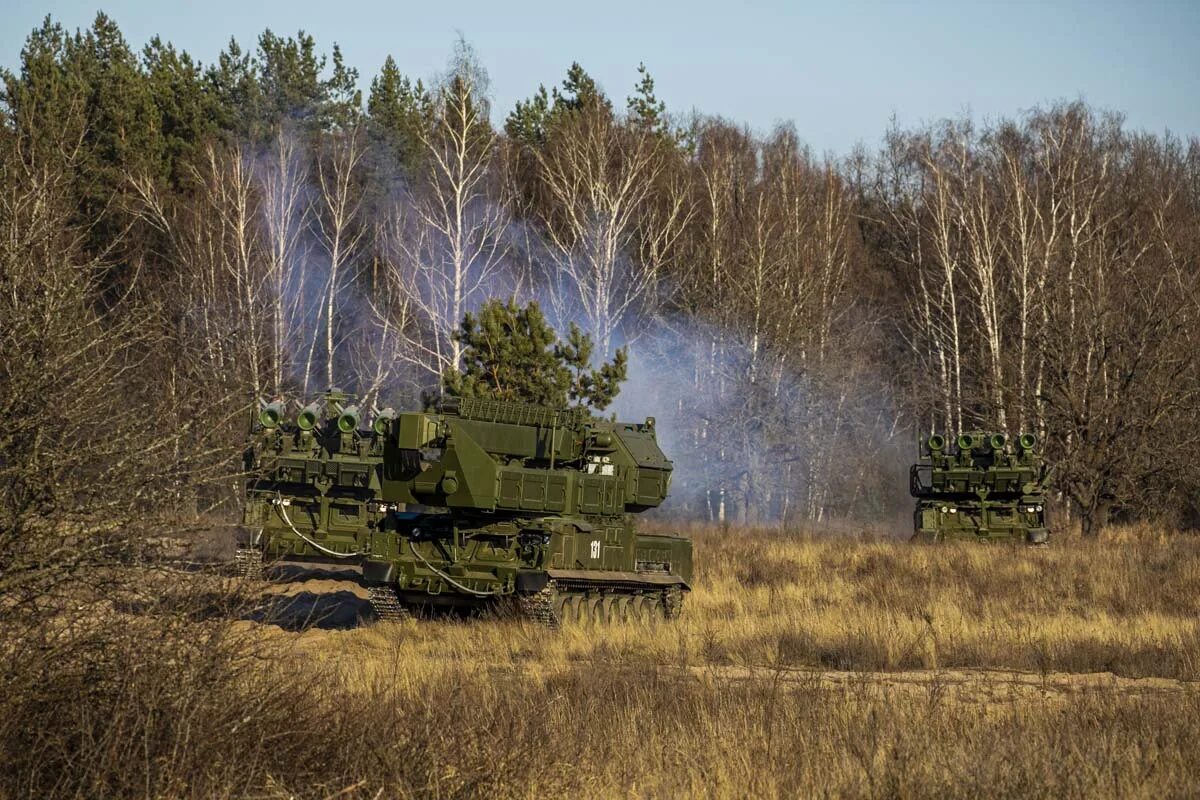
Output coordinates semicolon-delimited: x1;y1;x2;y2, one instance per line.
534;106;687;355
312;125;367;390
256;127;311;393
385;43;510;392
131;141;268;398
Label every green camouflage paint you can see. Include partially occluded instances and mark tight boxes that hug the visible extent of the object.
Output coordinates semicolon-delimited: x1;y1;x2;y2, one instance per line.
909;431;1049;543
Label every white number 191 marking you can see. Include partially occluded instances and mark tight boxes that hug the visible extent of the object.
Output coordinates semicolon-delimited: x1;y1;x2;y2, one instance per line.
589;540;601;559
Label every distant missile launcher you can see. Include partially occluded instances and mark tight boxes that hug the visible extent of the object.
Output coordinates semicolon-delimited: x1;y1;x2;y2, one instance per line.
909;431;1049;543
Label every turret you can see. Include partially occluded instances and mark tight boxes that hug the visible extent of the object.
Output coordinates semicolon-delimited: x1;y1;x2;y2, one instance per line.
380;398;672;514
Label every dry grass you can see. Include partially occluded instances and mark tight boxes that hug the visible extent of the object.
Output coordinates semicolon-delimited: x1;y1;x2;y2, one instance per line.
3;525;1200;798
288;523;1200;681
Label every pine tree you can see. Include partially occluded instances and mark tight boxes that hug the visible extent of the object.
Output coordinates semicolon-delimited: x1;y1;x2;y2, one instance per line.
323;43;362;130
205;37;264;139
1;17;89;171
505;62;613;149
503;84;550;148
553;62;611;115
256;29;327;130
367;55;430;175
143;36;218;188
443;299;628;410
627;62;667;135
70;14;165;259
556;322;629;410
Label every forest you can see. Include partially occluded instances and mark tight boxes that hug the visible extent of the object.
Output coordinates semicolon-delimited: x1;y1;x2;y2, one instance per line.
2;13;1199;543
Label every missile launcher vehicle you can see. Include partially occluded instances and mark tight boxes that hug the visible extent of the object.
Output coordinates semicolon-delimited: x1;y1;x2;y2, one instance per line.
239;393;693;625
239;389;391;579
909;431;1049;543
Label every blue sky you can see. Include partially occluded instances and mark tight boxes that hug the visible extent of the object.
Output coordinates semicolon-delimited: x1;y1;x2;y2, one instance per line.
3;0;1198;155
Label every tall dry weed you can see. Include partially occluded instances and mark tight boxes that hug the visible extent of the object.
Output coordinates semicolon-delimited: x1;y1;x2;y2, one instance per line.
3;527;1199;798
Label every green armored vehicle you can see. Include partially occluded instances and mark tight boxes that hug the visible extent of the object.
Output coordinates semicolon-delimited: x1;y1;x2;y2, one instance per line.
239;389;392;578
240;393;693;625
909;431;1048;543
362;397;692;624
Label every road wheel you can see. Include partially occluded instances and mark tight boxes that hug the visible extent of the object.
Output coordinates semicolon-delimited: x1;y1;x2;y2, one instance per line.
609;594;628;623
585;595;605;625
553;593;570;622
636;594;659;623
561;594;583;625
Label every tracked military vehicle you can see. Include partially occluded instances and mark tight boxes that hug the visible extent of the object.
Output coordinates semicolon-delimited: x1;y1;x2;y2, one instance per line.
239;390;391;579
240;394;692;625
909;431;1049;543
361;397;692;624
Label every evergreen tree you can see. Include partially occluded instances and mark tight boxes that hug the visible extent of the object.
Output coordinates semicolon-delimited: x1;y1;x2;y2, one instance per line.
256;29;327;130
553;62;610;115
69;14;164;260
556;322;629;411
205;37;264;138
366;55;430;177
503;83;550;148
505;62;612;149
1;17;89;170
443;299;628;410
143;36;219;187
627;62;668;135
73;13;164;179
323;43;362;130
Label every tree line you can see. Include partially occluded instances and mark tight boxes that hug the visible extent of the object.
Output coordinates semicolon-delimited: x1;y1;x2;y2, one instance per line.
2;13;1198;537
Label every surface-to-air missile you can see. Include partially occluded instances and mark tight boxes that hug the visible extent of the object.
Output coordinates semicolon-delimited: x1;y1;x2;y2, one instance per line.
240;393;692;625
909;431;1049;543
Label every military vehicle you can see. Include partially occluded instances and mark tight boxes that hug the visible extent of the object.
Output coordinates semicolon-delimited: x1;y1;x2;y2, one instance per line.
361;396;692;624
240;393;692;625
239;389;391;579
909;431;1048;543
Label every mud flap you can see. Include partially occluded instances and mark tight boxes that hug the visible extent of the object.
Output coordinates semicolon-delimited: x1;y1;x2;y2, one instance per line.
362;560;396;585
515;571;550;593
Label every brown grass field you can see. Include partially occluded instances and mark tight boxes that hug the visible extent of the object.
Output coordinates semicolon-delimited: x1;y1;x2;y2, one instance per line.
4;524;1200;798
